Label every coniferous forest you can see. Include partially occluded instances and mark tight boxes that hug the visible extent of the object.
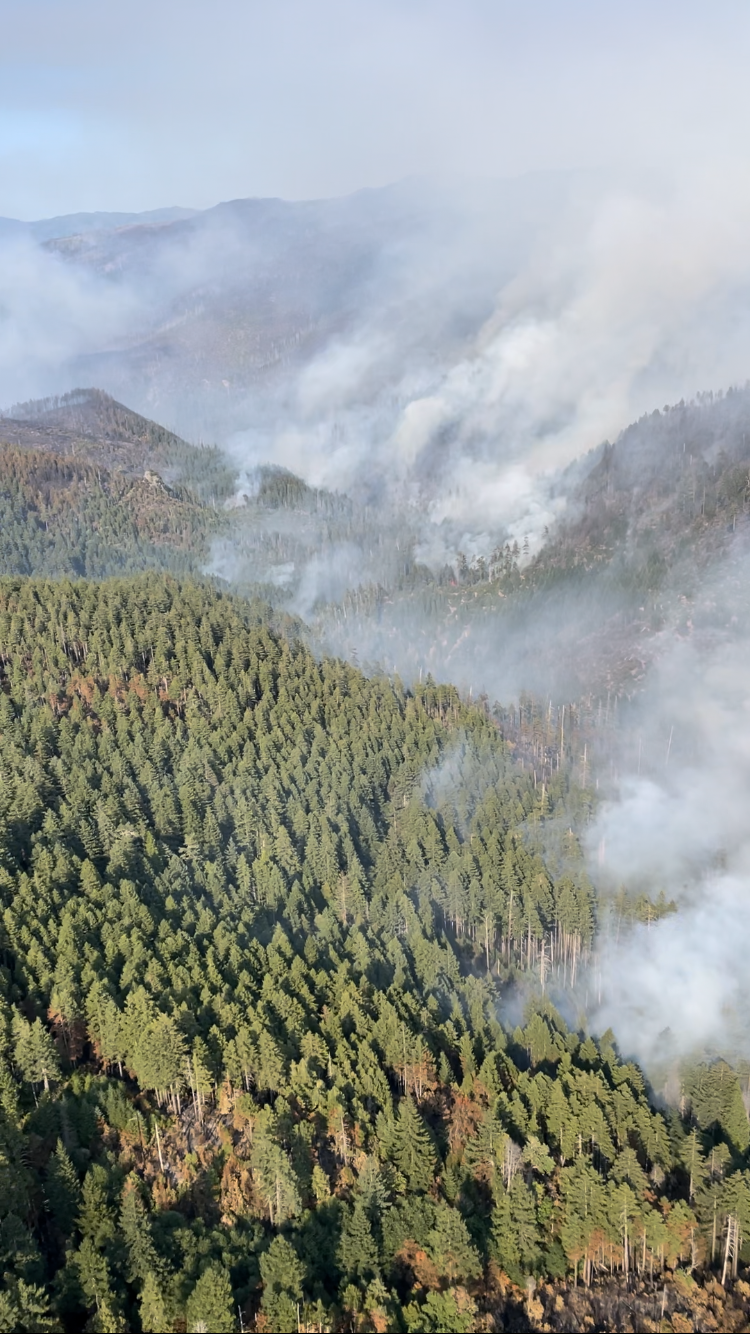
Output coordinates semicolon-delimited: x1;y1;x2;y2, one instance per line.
6;0;750;1316
0;573;749;1332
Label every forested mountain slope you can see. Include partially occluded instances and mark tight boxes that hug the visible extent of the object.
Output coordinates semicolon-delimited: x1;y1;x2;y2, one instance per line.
532;386;750;597
0;391;237;580
7;383;750;704
2;389;236;503
315;385;750;701
0;389;421;607
0;576;748;1331
0;447;225;580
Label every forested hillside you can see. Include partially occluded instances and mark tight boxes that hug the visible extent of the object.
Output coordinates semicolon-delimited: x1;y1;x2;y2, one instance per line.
11;384;750;706
529;387;750;597
315;385;750;700
0;390;237;581
0;576;748;1332
236;386;750;703
3;389;236;504
0;448;226;580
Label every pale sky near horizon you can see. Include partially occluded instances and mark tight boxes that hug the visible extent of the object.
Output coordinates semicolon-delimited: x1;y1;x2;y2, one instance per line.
2;0;750;218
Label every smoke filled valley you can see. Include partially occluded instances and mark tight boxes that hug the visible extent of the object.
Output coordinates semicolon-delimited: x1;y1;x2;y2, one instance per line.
5;168;750;1332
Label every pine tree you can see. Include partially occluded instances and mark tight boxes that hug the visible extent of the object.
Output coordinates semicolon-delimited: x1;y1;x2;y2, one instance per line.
257;1030;285;1094
250;1135;301;1225
491;1182;522;1283
120;1179;160;1284
77;1167;117;1252
138;1272;169;1334
73;1237;114;1319
427;1204;481;1284
13;1015;60;1092
464;1103;507;1185
0;1278;57;1333
404;1287;477;1332
0;1059;18;1120
338;1200;380;1285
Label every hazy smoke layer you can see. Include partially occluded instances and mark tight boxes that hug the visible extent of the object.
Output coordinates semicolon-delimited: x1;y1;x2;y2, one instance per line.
5;168;750;1078
0;236;142;405
6;165;750;560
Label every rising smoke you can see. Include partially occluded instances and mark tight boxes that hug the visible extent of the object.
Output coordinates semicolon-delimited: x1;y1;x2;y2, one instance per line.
8;163;750;552
587;567;750;1068
219;165;750;549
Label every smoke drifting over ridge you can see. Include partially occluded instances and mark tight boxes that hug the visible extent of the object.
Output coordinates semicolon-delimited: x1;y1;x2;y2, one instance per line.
7;165;750;693
195;169;750;601
0;235;143;407
6;165;750;560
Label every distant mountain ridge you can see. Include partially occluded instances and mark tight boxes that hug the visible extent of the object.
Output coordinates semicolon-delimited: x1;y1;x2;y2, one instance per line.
7;173;588;440
0;205;197;243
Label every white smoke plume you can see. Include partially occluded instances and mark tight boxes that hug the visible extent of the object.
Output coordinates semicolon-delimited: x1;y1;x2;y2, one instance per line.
8;169;750;718
587;622;750;1067
6;165;750;559
211;163;750;569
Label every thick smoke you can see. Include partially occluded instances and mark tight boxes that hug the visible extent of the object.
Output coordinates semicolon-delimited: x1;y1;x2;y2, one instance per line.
587;610;750;1067
9;166;750;710
8;174;750;1077
7;165;750;555
6;170;750;654
219;166;750;555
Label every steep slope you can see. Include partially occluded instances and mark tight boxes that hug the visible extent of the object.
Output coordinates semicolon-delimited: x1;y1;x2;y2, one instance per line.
6;383;750;707
311;386;750;704
533;386;750;590
0;390;238;577
0;575;747;1331
0;391;385;587
2;388;236;502
0;446;223;578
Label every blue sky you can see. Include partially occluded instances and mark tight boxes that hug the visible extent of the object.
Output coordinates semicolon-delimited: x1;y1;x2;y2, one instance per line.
2;0;749;216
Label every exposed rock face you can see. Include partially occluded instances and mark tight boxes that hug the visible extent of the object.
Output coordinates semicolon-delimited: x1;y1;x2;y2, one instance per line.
143;468;171;494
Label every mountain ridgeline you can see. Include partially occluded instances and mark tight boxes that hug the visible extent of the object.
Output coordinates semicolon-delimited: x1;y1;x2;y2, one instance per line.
2;390;750;1329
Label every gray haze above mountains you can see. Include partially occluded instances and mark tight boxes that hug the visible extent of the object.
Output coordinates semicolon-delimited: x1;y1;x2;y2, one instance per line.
5;166;750;706
7;165;750;553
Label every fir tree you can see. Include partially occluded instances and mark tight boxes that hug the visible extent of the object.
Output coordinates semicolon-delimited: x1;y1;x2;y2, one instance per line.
338;1200;381;1286
392;1098;436;1193
46;1141;81;1239
185;1264;234;1334
259;1236;306;1333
